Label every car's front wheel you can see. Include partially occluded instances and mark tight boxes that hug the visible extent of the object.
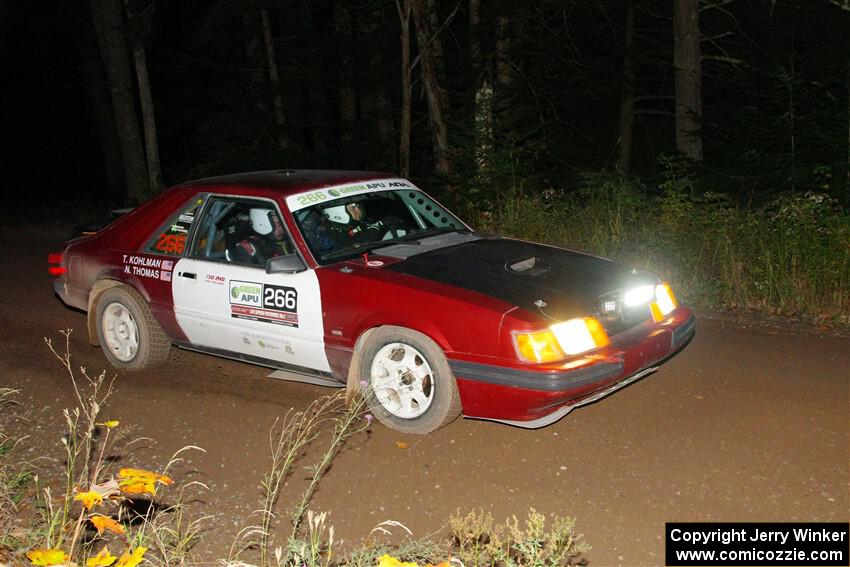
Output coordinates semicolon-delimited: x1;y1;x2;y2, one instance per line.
95;285;170;370
358;326;461;434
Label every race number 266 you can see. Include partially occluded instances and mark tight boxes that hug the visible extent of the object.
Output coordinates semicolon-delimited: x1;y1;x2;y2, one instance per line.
263;285;297;312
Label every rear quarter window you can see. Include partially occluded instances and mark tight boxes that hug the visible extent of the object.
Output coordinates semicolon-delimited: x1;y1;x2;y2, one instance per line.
144;197;204;256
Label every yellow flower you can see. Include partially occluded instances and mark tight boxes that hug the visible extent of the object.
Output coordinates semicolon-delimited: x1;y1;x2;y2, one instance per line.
114;547;146;567
87;546;117;567
98;420;120;429
376;554;419;567
118;468;173;496
90;515;125;536
26;548;67;566
75;490;104;510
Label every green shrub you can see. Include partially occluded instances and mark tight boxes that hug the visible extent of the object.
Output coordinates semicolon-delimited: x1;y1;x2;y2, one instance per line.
474;172;850;324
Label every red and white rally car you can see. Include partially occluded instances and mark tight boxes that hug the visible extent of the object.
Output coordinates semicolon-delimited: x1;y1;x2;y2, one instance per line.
51;170;695;434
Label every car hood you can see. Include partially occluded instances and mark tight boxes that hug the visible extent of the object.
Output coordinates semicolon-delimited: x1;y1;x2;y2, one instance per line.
383;236;657;332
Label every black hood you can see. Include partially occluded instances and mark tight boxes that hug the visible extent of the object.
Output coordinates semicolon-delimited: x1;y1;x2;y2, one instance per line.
386;237;657;332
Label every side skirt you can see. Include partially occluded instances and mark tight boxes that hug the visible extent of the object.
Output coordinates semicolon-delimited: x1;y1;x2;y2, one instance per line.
173;341;343;387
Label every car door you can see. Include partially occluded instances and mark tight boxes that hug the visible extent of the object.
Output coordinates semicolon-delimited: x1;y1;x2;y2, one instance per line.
171;196;331;374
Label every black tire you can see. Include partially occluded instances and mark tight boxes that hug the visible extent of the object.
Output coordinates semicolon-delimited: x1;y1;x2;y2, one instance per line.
95;285;171;370
358;326;461;434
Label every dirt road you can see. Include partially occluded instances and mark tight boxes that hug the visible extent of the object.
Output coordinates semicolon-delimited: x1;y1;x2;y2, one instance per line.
1;226;847;566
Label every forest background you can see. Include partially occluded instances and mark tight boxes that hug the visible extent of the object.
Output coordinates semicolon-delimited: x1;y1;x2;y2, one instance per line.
2;0;849;322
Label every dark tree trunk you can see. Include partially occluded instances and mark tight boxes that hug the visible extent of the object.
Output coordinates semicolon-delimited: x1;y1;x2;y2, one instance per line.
88;0;150;203
495;13;514;88
74;0;123;198
469;0;483;86
124;0;162;191
335;2;357;151
362;7;395;169
411;0;451;176
673;0;703;162
131;42;163;191
397;0;412;177
618;0;636;174
261;8;288;152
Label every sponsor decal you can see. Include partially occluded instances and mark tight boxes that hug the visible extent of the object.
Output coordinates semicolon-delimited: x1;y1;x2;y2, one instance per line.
230;305;299;327
230;281;263;307
240;331;294;354
287;178;417;211
205;274;226;285
178;213;196;223
229;280;299;327
365;260;384;267
122;254;174;281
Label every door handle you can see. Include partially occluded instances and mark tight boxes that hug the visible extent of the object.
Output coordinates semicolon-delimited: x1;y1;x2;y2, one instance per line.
179;272;196;279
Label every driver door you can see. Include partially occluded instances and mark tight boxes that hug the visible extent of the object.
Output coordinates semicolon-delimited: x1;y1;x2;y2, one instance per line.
172;196;330;374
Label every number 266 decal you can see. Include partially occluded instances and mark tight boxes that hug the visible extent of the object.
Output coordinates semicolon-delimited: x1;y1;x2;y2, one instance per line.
263;284;297;312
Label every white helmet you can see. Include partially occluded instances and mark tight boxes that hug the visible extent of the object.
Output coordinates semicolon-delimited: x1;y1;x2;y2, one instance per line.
249;208;274;235
324;205;350;224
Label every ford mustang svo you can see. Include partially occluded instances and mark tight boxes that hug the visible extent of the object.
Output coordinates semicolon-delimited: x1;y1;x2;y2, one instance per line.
50;170;695;434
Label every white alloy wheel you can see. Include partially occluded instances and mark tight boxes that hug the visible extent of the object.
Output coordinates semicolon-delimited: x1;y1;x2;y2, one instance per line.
94;284;171;370
102;301;140;362
370;342;435;419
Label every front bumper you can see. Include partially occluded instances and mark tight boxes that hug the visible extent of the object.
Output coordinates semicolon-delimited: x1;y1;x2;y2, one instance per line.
450;308;695;427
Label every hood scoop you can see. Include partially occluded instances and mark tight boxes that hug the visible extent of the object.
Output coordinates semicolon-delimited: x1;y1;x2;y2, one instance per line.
506;255;550;276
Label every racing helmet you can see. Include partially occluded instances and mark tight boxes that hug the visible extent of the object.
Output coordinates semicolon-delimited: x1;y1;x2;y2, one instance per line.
323;204;350;224
249;208;274;235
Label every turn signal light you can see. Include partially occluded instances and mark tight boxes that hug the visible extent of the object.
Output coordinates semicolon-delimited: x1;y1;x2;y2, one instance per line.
649;282;678;321
514;329;566;364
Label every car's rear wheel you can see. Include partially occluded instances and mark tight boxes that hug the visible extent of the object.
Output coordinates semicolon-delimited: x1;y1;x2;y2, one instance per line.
358;326;461;434
95;285;170;370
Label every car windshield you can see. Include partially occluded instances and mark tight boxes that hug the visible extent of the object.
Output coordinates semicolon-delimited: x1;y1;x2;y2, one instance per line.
291;189;466;264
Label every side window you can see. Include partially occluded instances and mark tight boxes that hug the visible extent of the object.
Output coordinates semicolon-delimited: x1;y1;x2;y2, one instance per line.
190;197;295;268
145;197;204;256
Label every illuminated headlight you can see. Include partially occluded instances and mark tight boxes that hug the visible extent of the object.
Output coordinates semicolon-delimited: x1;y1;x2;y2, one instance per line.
514;317;610;363
551;317;611;355
623;284;655;306
654;283;678;315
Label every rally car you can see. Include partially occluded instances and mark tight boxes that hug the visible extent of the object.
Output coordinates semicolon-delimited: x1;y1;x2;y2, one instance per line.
50;170;695;434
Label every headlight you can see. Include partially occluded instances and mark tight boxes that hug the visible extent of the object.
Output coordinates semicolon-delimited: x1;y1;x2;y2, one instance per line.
514;317;610;363
551;317;610;355
623;284;655;306
649;282;678;321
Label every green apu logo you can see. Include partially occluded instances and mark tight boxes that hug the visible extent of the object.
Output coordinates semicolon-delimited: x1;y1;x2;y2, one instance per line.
328;189;341;197
231;283;261;299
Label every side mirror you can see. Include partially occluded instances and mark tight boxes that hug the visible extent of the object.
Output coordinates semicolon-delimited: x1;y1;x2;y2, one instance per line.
266;254;307;274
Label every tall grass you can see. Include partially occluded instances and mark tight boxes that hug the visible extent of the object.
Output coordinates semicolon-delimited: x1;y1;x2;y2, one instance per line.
478;172;850;324
7;334;593;566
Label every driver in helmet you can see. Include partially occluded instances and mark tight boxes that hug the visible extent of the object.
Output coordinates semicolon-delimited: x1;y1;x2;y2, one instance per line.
323;201;385;246
231;207;288;265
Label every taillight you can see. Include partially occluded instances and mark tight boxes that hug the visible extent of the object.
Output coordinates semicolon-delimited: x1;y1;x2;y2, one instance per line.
48;252;66;276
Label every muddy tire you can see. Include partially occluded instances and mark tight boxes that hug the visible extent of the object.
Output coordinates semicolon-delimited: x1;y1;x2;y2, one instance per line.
358;326;461;434
95;285;171;370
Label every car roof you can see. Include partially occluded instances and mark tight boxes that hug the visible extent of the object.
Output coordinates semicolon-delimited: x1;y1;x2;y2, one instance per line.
174;169;398;197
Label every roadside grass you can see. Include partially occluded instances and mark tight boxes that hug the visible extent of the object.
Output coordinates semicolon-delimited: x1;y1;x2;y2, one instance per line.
1;335;590;567
474;171;850;327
